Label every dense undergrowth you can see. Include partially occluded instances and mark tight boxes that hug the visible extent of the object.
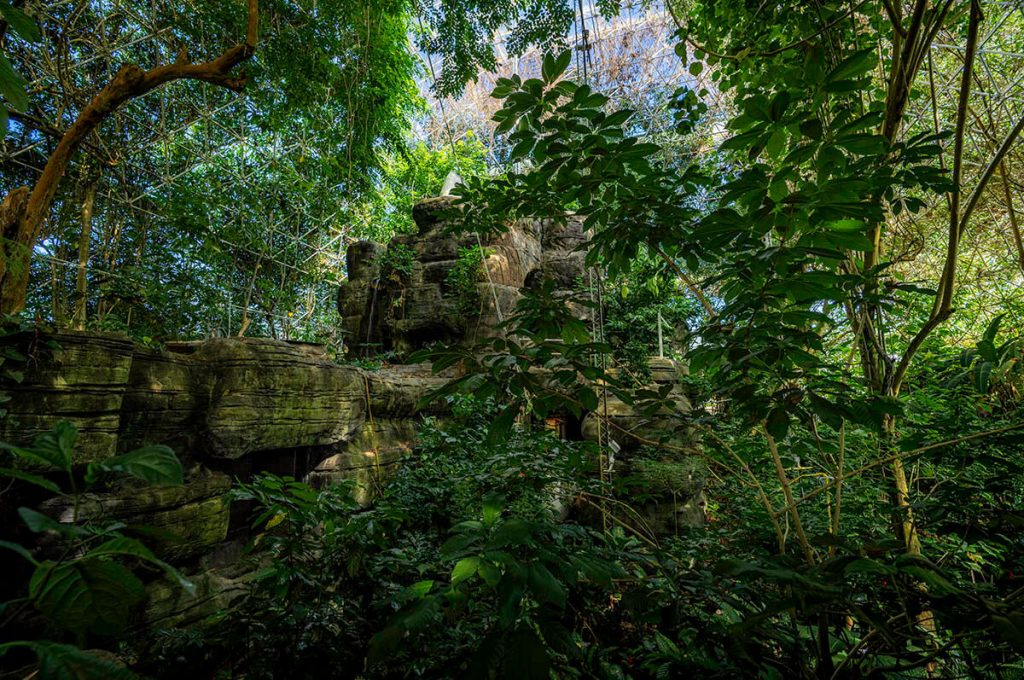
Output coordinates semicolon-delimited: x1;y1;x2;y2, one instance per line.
0;318;1022;678
123;372;1023;679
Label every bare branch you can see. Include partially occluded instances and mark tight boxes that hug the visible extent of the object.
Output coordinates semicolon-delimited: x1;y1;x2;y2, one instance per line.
890;0;982;395
0;0;261;313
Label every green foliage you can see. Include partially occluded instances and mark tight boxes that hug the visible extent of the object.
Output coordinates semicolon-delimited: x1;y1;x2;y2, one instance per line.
145;400;631;678
413;18;1024;673
362;135;490;241
445;245;489;317
378;243;416;285
1;421;184;492
420;2;623;96
0;423;190;678
3;2;1024;678
0;0;39;127
604;250;699;380
949;314;1022;404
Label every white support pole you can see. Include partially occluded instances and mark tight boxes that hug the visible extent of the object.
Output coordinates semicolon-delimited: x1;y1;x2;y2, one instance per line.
657;310;664;358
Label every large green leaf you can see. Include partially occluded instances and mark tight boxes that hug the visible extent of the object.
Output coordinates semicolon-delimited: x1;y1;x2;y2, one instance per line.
452;556;481;584
0;52;28;111
541;51;571;84
29;559;146;636
0;466;61;493
88;536;195;594
824;48;875;84
0;422;77;472
0;539;38;566
18;507;88;537
992;613;1024;651
86;445;183;486
765;407;790;440
0;3;41;42
527;562;566;607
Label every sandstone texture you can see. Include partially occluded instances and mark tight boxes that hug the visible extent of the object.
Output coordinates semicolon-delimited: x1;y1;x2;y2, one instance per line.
1;331;134;463
339;196;591;356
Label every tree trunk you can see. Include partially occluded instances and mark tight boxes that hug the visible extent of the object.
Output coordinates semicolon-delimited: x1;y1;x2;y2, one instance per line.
0;0;259;314
73;177;97;330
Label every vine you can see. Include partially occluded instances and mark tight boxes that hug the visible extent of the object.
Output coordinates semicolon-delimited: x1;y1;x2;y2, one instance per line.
446;245;490;317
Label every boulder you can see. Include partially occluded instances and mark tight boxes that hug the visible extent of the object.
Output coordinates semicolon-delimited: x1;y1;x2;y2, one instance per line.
0;331;134;463
580;358;705;530
145;564;251;630
581;358;694;452
188;338;366;460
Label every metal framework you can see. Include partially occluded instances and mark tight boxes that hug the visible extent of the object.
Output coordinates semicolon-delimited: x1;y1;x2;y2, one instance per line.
4;0;348;335
2;0;1022;336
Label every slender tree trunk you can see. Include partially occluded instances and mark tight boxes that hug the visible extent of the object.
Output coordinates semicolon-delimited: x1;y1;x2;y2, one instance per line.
237;259;262;337
73;177;97;330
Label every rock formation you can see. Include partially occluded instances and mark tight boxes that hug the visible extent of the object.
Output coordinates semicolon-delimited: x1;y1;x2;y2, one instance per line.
0;332;450;561
0;196;705;630
338;196;591;356
338;196;705;530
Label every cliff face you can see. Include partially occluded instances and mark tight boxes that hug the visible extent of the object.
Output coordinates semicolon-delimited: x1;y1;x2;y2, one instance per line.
0;332;451;561
338;196;591;356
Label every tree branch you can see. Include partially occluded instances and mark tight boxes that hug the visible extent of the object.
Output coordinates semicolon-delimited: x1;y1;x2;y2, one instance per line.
957;111;1024;238
0;0;260;313
881;0;906;37
890;0;981;394
651;244;716;318
5;109;116;166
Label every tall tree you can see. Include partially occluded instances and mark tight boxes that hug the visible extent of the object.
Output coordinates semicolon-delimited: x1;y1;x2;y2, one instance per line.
0;0;260;314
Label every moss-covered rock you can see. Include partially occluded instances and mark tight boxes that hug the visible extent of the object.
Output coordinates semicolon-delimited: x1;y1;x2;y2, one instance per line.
39;469;231;560
186;338;365;460
339;196;589;356
0;330;134;463
119;344;197;454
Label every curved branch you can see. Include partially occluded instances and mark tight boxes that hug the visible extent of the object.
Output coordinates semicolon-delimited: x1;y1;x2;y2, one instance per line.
890;0;981;394
957;112;1024;238
651;244;716;318
0;0;260;313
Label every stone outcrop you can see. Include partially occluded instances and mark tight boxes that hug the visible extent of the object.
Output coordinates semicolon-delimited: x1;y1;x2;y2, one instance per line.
1;331;135;463
306;363;455;502
339;196;590;356
40;469;232;560
185;339;365;460
581;358;694;453
335;197;706;529
0;334;419;467
0;331;447;567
